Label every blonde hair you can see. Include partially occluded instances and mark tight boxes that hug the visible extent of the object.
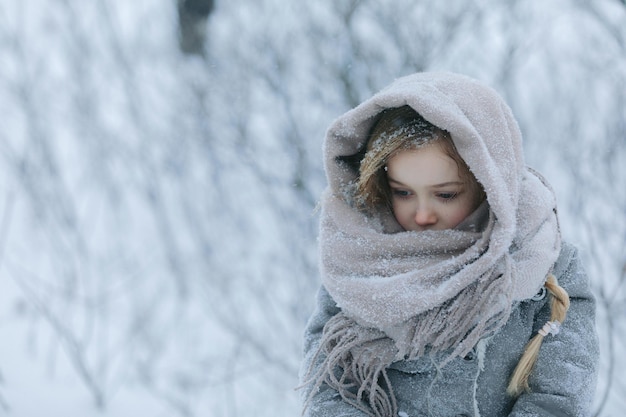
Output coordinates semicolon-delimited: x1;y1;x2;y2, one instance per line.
353;106;484;211
507;274;570;396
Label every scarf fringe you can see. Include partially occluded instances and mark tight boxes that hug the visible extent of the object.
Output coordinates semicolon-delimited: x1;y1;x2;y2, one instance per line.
302;313;398;417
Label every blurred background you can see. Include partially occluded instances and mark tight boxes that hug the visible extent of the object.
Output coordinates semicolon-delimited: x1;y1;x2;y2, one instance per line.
0;0;624;416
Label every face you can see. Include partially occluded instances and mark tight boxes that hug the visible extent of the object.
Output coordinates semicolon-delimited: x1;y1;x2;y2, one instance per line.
386;143;479;231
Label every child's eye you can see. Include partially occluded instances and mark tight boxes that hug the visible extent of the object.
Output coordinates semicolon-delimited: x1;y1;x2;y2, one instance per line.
392;189;411;198
437;192;459;201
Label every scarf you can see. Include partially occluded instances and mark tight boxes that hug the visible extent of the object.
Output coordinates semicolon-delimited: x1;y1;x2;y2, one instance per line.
304;72;561;417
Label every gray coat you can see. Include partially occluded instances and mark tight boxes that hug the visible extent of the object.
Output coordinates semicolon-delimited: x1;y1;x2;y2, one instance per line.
300;242;599;417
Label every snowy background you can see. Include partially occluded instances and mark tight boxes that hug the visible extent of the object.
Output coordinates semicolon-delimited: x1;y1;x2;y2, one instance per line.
0;0;624;416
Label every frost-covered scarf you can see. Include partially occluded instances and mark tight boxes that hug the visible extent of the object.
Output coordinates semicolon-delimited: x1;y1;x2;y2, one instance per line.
305;72;561;417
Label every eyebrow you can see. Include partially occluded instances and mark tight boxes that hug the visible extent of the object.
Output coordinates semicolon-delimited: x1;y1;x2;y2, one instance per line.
388;177;465;188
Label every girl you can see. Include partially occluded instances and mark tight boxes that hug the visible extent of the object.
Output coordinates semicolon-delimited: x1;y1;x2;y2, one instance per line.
300;72;599;417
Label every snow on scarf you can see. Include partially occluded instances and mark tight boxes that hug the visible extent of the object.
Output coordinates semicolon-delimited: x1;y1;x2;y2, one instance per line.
304;72;561;417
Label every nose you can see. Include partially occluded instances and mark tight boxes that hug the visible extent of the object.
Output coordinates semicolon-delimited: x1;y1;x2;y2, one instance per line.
414;203;437;227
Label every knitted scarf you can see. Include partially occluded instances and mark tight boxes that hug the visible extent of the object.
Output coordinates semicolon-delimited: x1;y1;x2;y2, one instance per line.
305;73;561;417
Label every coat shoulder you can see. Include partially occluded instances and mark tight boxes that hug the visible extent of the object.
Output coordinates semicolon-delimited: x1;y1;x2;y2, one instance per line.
553;241;592;299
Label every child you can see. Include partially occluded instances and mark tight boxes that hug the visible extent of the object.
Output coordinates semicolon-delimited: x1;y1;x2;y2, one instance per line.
300;72;599;417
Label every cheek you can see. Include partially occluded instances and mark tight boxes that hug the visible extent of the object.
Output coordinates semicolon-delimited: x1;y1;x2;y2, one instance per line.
447;198;476;225
448;209;470;226
391;200;419;230
391;200;410;220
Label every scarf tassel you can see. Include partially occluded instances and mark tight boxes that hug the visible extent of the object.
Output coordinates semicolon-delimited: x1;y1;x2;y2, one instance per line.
303;313;398;417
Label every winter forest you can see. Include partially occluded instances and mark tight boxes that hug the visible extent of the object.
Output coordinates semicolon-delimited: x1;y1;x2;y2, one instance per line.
0;0;624;416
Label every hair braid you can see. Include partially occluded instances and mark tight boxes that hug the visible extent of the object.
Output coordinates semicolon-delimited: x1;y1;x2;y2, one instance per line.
506;274;570;396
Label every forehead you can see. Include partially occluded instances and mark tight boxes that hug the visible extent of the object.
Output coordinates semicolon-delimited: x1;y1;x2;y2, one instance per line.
387;145;462;182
